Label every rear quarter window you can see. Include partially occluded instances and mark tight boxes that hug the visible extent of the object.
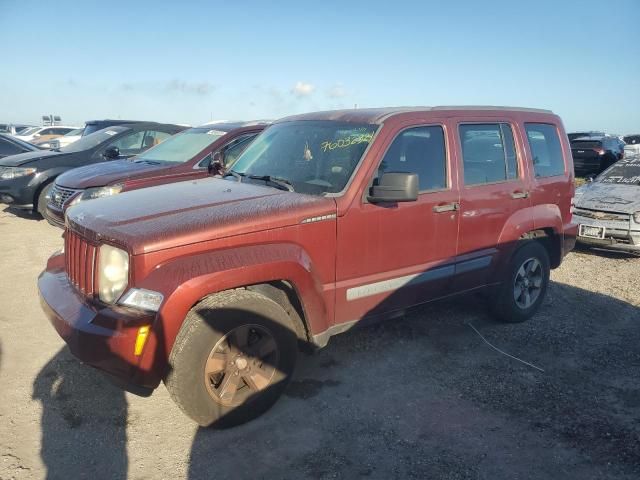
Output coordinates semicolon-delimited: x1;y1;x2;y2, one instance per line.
525;123;565;178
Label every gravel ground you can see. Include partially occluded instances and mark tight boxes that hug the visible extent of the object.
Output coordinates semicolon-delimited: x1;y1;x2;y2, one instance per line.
1;208;639;480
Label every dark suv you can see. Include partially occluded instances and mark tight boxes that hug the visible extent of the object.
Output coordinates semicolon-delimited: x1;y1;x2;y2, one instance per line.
44;122;267;228
571;135;624;176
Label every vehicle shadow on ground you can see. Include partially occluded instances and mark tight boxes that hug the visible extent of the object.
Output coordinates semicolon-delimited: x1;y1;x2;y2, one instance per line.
187;281;640;480
31;280;640;479
32;348;128;480
1;206;41;221
574;243;640;259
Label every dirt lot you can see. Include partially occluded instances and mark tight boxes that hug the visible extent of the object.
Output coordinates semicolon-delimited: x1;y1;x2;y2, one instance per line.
1;208;639;480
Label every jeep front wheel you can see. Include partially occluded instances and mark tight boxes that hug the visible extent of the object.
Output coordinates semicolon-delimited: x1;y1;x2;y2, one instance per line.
165;289;298;427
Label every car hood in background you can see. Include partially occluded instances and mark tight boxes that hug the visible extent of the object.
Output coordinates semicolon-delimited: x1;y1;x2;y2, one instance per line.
66;177;337;255
56;159;169;189
0;149;64;167
575;182;640;213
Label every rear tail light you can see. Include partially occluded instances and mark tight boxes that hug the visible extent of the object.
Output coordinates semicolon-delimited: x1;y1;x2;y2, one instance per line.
596;148;605;155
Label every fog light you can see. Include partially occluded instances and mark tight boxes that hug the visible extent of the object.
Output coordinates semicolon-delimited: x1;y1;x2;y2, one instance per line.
134;326;150;356
0;194;13;203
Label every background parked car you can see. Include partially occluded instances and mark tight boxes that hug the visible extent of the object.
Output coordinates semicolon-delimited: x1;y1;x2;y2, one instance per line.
571;135;625;176
0;123;35;135
0;122;186;215
45;121;268;227
14;126;79;143
0;133;43;159
82;119;149;137
623;134;640;157
568;131;605;142
38;128;84;149
573;155;640;253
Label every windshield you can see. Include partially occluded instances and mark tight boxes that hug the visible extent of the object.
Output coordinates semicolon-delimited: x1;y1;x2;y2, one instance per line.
135;128;224;164
599;157;640;185
17;127;40;137
230;121;378;195
9;136;38;150
59;126;127;153
65;128;84;137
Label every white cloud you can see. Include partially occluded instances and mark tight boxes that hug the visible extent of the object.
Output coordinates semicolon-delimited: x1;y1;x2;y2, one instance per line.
327;83;347;98
291;81;315;97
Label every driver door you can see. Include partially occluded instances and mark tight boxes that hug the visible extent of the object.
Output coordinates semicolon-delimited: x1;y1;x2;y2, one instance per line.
333;122;460;324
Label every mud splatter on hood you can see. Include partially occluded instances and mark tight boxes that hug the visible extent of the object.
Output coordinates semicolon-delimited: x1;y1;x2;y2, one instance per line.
66;177;337;254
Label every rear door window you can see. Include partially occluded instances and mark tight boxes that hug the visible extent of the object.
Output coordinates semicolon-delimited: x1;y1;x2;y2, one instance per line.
459;123;519;185
376;125;447;191
525;123;565;177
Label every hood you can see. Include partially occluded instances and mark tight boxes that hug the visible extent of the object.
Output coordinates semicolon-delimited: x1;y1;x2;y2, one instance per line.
66;178;337;255
0;149;63;166
575;182;640;213
56;159;168;189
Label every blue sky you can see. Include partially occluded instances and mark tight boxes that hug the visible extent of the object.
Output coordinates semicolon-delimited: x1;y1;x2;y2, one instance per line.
1;0;638;133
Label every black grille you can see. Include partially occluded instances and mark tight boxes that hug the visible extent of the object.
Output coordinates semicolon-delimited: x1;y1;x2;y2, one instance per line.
49;184;82;209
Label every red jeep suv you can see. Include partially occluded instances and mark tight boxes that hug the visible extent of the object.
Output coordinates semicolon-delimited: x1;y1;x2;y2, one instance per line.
38;107;577;427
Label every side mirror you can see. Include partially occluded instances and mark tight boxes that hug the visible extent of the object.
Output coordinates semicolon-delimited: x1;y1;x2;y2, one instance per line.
103;146;120;159
586;174;596;183
368;172;418;203
208;151;225;176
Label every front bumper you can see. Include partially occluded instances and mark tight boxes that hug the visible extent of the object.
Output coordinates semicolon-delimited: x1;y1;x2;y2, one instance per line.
43;203;65;228
38;254;161;394
573;213;640;253
0;173;39;208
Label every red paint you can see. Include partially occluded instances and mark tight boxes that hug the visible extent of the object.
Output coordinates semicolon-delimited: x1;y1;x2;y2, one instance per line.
38;107;577;393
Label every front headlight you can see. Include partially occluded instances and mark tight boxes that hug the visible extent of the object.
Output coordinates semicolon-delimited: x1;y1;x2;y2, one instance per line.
0;167;37;180
98;244;129;303
633;211;640;224
119;288;164;312
70;184;123;206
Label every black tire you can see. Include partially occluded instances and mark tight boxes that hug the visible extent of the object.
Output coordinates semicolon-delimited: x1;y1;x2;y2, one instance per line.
491;241;550;323
36;182;54;217
165;289;298;427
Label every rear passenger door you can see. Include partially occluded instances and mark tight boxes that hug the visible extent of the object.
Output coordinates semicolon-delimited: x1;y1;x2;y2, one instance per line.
454;121;532;291
523;122;573;234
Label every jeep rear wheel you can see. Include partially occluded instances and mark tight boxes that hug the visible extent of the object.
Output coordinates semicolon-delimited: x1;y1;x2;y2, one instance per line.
165;289;298;427
491;241;550;323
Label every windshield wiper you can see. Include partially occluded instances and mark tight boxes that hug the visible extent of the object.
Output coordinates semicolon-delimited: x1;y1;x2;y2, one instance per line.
224;170;244;182
247;174;295;192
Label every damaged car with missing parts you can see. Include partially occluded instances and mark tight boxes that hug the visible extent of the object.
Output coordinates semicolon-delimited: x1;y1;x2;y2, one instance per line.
38;107;577;427
573;155;640;253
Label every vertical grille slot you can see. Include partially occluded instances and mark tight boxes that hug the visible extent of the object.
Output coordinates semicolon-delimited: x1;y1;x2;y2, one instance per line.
64;229;97;296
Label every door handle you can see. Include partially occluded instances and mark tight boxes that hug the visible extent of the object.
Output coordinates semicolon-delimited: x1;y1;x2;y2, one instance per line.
511;191;529;199
433;202;459;213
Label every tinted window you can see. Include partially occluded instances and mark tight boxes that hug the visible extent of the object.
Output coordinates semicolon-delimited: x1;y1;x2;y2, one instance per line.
0;138;22;155
525;123;565;177
460;123;518;185
376;126;447;191
623;135;640;145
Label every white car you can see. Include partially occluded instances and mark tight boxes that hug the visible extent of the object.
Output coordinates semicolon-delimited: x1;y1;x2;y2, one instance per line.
39;128;85;149
14;125;79;143
623;135;640;157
